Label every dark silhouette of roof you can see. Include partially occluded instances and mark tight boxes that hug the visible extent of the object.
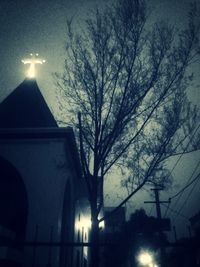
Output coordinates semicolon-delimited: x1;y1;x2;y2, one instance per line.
0;79;57;128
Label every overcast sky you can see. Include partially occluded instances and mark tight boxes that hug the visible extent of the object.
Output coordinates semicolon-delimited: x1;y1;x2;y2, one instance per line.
0;0;199;239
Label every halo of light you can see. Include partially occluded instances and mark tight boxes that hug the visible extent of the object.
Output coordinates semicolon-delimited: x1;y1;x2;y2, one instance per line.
21;53;45;79
137;250;153;266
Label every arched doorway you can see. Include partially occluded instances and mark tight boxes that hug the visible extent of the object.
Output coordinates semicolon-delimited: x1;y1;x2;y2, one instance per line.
0;156;28;266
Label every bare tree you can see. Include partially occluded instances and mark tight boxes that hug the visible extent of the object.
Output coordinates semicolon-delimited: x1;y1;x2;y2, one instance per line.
55;0;200;266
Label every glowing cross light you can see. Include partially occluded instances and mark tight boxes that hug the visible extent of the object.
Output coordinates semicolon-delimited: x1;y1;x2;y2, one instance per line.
22;53;46;79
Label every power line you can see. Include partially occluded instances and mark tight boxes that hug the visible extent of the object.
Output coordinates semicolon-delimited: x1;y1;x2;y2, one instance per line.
177;173;200;215
166;123;200;179
161;203;189;220
162;123;200;218
170;171;200;200
169;174;200;233
166;171;200;222
171;159;200;210
164;160;200;219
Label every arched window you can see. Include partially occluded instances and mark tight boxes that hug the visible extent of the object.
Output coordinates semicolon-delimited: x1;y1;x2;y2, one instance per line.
0;156;28;242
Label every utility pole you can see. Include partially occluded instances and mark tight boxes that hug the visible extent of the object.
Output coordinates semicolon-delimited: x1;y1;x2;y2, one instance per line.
144;187;170;267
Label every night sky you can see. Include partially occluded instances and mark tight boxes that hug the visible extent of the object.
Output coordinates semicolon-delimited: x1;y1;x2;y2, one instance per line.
0;0;199;239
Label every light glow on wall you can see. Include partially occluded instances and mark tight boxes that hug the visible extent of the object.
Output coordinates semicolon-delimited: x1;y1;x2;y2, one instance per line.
76;216;91;230
75;216;105;230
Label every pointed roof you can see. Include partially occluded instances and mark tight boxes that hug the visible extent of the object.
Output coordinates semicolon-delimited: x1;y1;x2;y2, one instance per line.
0;79;57;128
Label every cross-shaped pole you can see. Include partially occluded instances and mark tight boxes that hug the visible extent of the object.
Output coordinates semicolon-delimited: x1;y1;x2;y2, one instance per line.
22;53;46;79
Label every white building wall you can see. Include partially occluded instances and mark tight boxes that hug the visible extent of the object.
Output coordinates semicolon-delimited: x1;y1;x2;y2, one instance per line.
0;137;76;267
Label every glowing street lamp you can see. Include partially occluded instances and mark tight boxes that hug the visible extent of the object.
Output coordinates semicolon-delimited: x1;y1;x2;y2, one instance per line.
22;53;45;79
137;250;158;267
138;251;153;265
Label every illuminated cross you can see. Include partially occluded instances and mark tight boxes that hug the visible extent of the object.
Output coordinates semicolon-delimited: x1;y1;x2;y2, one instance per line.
22;53;46;79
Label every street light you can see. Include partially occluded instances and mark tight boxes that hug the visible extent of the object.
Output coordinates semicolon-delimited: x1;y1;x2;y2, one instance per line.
137;250;158;267
138;251;153;265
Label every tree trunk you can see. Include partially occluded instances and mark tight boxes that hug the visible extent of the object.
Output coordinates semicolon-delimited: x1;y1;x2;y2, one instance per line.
89;216;100;267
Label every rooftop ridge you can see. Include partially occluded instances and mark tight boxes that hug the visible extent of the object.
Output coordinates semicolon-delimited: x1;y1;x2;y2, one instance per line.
0;79;58;128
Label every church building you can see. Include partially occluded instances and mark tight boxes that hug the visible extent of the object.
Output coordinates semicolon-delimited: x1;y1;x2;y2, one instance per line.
0;57;89;267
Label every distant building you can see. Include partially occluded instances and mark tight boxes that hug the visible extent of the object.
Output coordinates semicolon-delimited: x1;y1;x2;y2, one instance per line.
0;79;89;267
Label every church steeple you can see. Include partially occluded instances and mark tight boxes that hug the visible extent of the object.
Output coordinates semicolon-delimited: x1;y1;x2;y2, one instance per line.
0;79;58;128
